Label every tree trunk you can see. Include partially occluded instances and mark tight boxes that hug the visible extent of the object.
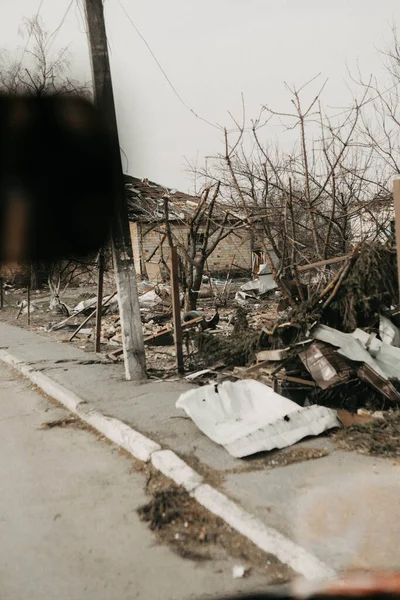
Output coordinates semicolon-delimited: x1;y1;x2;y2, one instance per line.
30;265;38;291
30;261;49;290
188;260;205;311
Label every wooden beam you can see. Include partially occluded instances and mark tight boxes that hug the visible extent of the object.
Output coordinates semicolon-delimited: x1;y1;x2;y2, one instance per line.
297;254;351;272
393;179;400;300
27;279;31;326
243;360;272;375
146;234;166;263
170;247;184;374
276;374;316;387
143;316;203;344
95;249;105;353
69;291;117;342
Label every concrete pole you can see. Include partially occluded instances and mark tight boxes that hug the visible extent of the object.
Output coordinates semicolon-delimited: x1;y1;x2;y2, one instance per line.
83;0;146;380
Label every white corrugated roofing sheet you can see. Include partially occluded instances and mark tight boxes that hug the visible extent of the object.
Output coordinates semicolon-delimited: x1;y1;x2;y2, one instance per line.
176;379;340;457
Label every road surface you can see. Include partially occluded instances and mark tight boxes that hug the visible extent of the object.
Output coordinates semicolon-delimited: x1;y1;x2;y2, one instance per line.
0;361;275;600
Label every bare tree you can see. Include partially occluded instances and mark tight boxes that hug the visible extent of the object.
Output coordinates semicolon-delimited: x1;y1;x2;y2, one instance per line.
350;26;400;182
0;15;91;294
0;16;89;97
162;183;245;311
47;256;98;315
195;76;390;303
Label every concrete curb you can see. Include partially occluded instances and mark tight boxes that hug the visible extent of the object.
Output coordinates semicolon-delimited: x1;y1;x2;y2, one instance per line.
0;348;335;581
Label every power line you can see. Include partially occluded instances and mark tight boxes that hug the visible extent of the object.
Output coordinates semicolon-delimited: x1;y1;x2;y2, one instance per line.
115;0;221;131
46;0;75;50
75;0;88;34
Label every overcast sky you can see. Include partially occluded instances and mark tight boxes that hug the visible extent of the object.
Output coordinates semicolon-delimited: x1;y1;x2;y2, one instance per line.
1;0;400;191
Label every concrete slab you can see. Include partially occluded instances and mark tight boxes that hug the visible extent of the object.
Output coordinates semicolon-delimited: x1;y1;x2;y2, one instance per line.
223;450;400;572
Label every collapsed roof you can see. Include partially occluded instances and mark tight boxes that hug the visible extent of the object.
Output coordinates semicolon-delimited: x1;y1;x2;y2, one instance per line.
124;175;201;223
124;175;246;225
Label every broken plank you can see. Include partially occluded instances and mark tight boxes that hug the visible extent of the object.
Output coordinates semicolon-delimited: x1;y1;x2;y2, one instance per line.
297;254;351;272
69;291;117;342
143;316;203;344
394;179;400;301
276;375;316;387
257;348;290;362
107;348;123;361
244;360;272;375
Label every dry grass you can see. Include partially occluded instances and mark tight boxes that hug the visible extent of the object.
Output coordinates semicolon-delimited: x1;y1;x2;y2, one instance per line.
333;412;400;458
137;479;294;583
41;415;86;430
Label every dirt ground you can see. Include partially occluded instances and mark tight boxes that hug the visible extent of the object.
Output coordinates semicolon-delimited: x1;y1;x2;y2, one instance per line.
0;283;182;373
135;464;294;583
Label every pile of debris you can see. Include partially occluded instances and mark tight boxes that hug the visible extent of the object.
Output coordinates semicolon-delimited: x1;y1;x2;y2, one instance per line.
175;243;400;458
193;244;400;412
236;318;400;409
41;242;400;416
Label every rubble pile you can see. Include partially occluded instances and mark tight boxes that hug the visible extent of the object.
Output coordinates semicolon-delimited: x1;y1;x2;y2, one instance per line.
101;284;175;347
8;241;399;416
171;243;400;457
192;244;400;413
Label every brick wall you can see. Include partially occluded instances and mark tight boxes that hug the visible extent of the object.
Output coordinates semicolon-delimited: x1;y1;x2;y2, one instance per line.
129;222;141;273
205;231;252;271
130;221;253;276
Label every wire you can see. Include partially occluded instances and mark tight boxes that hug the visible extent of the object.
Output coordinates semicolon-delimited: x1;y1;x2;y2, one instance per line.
115;0;221;131
120;146;129;171
75;0;87;34
46;0;75;50
12;0;46;88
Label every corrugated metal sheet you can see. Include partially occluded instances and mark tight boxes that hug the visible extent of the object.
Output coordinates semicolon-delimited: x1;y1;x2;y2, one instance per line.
176;379;340;458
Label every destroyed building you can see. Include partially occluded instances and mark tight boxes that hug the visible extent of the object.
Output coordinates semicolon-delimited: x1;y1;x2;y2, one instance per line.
124;175;272;280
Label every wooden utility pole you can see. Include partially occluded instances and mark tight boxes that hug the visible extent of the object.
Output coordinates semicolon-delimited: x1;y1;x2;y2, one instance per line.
83;0;146;380
27;280;31;326
170;247;184;374
393;178;400;300
95;249;105;353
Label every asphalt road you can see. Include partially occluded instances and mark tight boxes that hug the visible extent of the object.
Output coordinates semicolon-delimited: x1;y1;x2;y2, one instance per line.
0;361;274;600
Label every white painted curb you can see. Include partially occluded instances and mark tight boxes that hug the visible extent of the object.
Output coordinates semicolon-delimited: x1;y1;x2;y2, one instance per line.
0;349;160;462
193;484;335;581
151;450;203;492
0;348;335;581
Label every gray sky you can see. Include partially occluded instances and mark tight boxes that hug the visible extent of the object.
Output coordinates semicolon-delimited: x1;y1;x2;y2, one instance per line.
1;0;400;191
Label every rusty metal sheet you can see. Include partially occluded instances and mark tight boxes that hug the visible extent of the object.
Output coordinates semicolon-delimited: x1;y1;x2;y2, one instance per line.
357;364;400;404
299;341;352;389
